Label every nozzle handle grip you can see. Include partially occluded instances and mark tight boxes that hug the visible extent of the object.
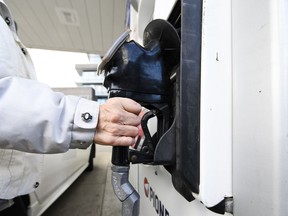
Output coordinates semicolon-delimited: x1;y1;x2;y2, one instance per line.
112;146;129;166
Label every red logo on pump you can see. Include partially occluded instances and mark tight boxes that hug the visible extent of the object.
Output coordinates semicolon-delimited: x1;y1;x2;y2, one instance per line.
143;177;171;215
144;177;149;197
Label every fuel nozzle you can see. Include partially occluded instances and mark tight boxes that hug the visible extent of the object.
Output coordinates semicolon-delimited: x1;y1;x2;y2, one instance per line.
111;147;140;216
98;19;179;107
98;19;180;216
98;19;180;160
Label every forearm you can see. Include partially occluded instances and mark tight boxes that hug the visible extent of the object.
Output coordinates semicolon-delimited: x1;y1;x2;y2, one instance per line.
0;76;99;153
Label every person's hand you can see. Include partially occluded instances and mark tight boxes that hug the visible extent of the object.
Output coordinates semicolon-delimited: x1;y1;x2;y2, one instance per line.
94;97;142;146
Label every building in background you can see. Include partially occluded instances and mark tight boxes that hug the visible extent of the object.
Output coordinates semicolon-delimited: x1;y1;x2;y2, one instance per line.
75;54;108;104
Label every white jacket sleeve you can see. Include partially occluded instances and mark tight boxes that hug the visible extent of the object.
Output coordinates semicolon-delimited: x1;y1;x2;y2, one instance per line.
0;76;99;153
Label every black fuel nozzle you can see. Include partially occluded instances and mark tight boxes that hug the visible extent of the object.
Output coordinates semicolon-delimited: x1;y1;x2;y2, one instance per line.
111;146;129;166
98;19;179;165
98;19;180;216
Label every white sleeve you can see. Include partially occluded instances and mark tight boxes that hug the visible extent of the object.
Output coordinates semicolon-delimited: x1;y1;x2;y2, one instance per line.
0;76;99;153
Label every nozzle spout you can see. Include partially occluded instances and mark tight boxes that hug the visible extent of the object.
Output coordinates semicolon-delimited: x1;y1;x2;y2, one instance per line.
111;165;140;216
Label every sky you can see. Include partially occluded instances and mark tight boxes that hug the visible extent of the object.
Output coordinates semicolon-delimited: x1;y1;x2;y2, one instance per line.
28;48;90;88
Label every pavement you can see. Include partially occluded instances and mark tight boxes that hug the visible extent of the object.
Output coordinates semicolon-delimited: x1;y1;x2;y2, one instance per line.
42;146;121;216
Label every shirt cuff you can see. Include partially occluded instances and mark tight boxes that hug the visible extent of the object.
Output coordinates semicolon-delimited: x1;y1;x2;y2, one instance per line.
70;98;99;149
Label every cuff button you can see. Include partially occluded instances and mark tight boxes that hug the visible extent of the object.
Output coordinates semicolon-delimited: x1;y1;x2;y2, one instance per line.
81;112;93;122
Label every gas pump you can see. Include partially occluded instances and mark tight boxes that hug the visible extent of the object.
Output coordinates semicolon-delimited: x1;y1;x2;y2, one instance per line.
98;19;180;216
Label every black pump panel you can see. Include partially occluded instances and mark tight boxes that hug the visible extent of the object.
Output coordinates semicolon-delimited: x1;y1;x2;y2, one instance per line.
169;0;202;201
